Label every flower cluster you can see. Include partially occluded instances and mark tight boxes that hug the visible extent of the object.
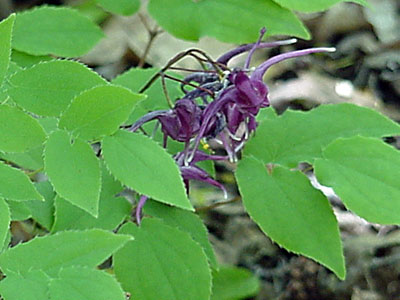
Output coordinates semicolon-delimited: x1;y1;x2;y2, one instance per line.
130;28;335;223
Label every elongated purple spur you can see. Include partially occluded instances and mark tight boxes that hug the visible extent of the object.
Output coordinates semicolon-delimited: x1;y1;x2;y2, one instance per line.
130;28;335;224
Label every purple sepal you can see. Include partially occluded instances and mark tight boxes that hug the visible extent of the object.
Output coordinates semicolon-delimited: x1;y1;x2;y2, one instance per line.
180;165;227;199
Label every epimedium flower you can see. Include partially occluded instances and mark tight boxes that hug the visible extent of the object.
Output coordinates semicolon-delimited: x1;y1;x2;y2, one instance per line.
130;28;335;224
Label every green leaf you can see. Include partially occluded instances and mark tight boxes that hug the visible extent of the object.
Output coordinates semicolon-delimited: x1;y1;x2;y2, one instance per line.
7;200;32;220
148;0;309;43
51;161;127;232
11;50;52;68
0;229;132;276
315;136;400;225
0;145;44;170
1;230;11;253
7;60;107;117
59;85;145;141
95;0;140;16
235;157;345;279
0;14;15;87
112;68;181;113
49;266;125;300
144;200;218;269
0;162;43;201
0;198;10;248
0;269;51;300
25;181;56;230
102;130;192;210
44;130;101;217
13;6;104;57
245;103;400;167
52;194;130;232
0;104;46;153
114;219;212;300
271;0;367;12
211;266;260;300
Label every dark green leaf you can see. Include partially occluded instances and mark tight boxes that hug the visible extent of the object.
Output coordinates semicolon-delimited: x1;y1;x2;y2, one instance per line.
44;130;101;217
236;157;345;279
0;104;46;153
144;200;218;269
95;0;140;16
114;219;212;300
271;0;367;12
7;60;107;117
49;266;125;300
13;6;104;57
315;136;400;224
0;162;43;201
245;103;400;167
148;0;309;43
211;266;260;300
0;14;15;87
102;130;192;210
59;85;145;141
0;229;132;277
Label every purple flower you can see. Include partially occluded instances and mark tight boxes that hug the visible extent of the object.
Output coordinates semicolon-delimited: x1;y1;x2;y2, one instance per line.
130;28;335;224
130;98;202;147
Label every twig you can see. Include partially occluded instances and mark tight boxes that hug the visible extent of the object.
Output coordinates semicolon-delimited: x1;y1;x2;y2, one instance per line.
138;13;162;68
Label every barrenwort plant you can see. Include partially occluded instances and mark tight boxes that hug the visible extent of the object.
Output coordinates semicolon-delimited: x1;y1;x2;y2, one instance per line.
1;1;399;300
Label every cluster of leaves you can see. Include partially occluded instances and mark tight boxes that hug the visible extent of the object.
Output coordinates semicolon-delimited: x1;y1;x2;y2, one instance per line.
2;0;398;299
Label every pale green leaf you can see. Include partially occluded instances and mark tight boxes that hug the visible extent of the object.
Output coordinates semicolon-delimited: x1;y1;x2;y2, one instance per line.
211;266;260;300
11;50;52;68
102;130;192;210
51;161;127;232
0;162;43;201
95;0;140;16
38;117;59;135
52;194;130;232
0;229;132;276
0;14;15;87
44;130;101;217
144;200;218;269
7;60;107;117
6;200;31;220
49;266;125;300
271;0;367;12
13;6;104;57
114;219;212;300
148;0;309;43
245;103;400;167
235;157;345;279
59;85;145;141
0;104;46;153
0;270;50;300
0;198;10;248
315;136;400;225
0;145;44;170
1;230;11;253
25;181;56;230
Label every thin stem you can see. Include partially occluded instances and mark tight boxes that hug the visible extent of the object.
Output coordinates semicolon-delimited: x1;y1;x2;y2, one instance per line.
160;73;173;108
162;74;215;97
138;14;162;68
139;48;226;94
169;66;217;73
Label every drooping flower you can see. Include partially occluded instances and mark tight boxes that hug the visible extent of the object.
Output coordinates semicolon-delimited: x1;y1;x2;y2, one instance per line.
130;28;335;224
